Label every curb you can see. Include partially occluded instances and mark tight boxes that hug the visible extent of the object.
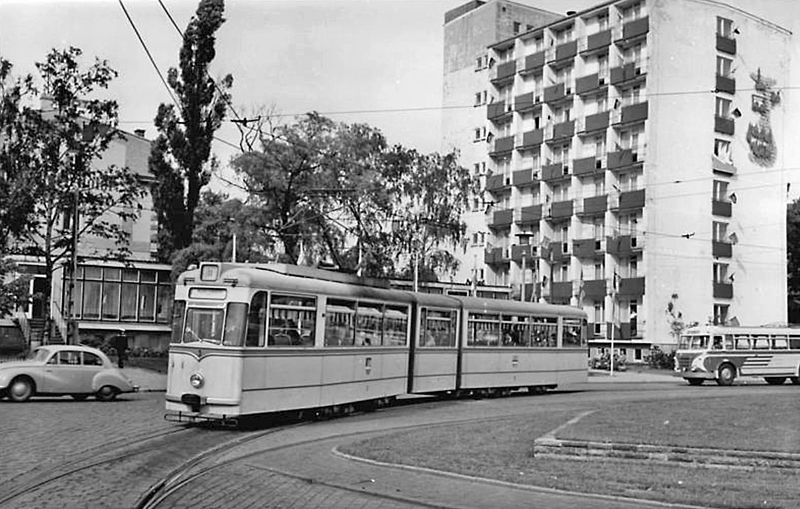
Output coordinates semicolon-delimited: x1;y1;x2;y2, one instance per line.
533;437;800;469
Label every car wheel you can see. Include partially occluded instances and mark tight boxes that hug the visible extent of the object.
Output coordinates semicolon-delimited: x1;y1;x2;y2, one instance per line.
95;385;118;402
716;364;735;386
8;376;35;402
686;378;704;386
71;394;89;401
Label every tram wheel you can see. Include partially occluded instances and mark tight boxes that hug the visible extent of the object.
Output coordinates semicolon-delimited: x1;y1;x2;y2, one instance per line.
716;364;736;386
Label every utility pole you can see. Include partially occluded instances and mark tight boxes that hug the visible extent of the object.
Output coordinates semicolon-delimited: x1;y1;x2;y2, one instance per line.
66;186;79;345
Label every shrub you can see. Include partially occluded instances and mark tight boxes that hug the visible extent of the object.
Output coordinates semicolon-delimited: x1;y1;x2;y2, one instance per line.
646;346;675;370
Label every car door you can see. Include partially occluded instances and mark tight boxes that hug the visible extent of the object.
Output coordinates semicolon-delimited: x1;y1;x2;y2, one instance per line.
42;350;85;394
80;352;105;392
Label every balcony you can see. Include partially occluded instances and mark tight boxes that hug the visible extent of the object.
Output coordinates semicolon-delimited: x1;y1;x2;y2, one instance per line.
517;204;543;224
610;62;645;86
489;135;515;156
550;241;571;261
614;101;649;125
516;128;544;149
583;29;612;54
578;194;608;216
714;282;733;299
485;173;506;192
584;279;607;299
712;200;732;217
582;110;610;133
606;322;637;340
607;148;642;170
576;73;607;95
486;101;512;122
512;168;538;187
712;154;737;175
573;156;602;177
544;82;569;103
521;50;546;74
618;16;649;42
712;240;732;258
542;162;569;181
619;276;645;297
514;92;541;112
491;60;517;85
551;281;573;300
716;35;736;55
715;115;735;135
606;235;635;256
573;238;602;258
511;244;537;262
548;200;573;220
550;40;577;64
489;208;514;229
548;119;575;141
716;75;736;94
484;247;504;264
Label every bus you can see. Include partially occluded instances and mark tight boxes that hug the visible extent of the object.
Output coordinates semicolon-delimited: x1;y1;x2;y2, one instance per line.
674;325;800;386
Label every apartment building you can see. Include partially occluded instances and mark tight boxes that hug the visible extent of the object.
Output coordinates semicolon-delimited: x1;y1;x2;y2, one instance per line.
443;0;794;360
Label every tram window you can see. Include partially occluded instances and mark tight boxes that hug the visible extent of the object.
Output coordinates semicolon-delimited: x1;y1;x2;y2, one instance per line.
563;319;583;347
734;335;751;350
468;313;500;346
268;293;317;347
772;336;788;349
325;299;355;346
500;316;527;347
384;306;409;346
356;303;383;346
421;308;456;347
183;308;224;344
171;300;186;344
245;292;267;347
223;303;248;346
531;318;558;347
752;336;770;350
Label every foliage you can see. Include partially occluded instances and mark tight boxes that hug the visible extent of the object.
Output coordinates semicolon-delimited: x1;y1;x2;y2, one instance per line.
149;0;233;262
787;199;800;313
0;258;31;317
0;49;143;333
231;112;473;279
646;345;675;370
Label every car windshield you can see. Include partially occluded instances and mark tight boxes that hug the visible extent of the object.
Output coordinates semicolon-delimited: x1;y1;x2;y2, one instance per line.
27;348;52;362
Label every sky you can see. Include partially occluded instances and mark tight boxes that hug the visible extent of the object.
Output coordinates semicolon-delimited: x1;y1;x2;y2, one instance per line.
0;0;796;193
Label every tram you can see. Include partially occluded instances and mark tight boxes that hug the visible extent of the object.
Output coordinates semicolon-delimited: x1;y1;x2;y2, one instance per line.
165;262;588;423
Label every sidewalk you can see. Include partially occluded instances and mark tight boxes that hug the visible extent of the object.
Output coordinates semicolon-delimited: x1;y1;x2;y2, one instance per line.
121;366;167;392
588;368;678;383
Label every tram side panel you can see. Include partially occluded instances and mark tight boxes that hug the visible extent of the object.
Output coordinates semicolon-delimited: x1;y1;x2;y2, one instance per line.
318;348;409;407
410;349;459;393
240;351;325;414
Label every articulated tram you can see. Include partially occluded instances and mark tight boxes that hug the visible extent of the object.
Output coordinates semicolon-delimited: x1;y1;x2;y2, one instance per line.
165;263;588;423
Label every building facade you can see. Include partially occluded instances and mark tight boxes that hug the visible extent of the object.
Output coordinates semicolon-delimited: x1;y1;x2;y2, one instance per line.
443;0;794;360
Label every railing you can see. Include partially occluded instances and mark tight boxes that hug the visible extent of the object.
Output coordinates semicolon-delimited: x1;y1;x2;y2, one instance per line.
51;300;69;345
14;310;31;347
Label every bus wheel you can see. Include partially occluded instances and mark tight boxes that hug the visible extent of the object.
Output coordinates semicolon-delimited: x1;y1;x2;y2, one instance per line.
716;364;736;386
686;378;704;386
765;377;786;385
791;376;800;385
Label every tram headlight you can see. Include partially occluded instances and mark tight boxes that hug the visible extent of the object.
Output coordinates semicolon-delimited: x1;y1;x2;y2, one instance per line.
189;372;205;389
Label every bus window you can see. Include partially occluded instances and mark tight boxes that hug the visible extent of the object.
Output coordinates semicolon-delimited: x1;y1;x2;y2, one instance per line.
723;335;734;350
355;303;383;346
752;336;770;350
223;303;248;346
170;300;185;344
531;318;558;347
772;336;788;349
734;335;751;350
468;313;500;346
711;336;723;350
563;319;583;347
184;307;224;344
268;294;317;347
384;306;409;346
421;309;456;347
325;300;355;346
789;336;800;350
245;292;267;347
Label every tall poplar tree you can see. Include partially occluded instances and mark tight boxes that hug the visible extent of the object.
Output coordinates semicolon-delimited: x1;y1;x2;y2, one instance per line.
149;0;233;261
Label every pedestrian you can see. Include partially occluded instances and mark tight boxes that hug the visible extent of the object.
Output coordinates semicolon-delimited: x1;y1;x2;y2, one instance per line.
112;329;129;368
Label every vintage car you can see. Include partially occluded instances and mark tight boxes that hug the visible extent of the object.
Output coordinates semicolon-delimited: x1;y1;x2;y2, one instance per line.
0;344;138;402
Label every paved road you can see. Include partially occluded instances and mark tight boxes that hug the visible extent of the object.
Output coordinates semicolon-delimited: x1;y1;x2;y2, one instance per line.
0;375;784;508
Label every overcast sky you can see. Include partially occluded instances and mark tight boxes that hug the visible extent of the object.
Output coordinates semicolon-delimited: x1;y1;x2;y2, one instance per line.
0;0;795;194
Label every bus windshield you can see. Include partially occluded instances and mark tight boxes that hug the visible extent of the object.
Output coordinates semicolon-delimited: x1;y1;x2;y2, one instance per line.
678;335;709;350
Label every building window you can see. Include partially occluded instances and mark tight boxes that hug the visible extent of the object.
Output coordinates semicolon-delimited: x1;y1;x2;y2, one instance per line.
713;180;729;201
713;263;729;283
594;261;604;280
713;304;729;325
713;221;728;242
716;56;733;78
621;1;643;22
714;138;732;161
594;303;603;334
629;301;638;336
715;97;731;118
513;21;521;34
717;17;733;38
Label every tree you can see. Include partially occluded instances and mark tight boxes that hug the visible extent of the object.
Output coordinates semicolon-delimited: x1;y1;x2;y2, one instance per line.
787;199;800;322
231;113;474;279
0;48;143;339
149;0;233;262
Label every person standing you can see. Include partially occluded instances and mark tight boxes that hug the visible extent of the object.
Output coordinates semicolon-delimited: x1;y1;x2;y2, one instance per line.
111;330;129;368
